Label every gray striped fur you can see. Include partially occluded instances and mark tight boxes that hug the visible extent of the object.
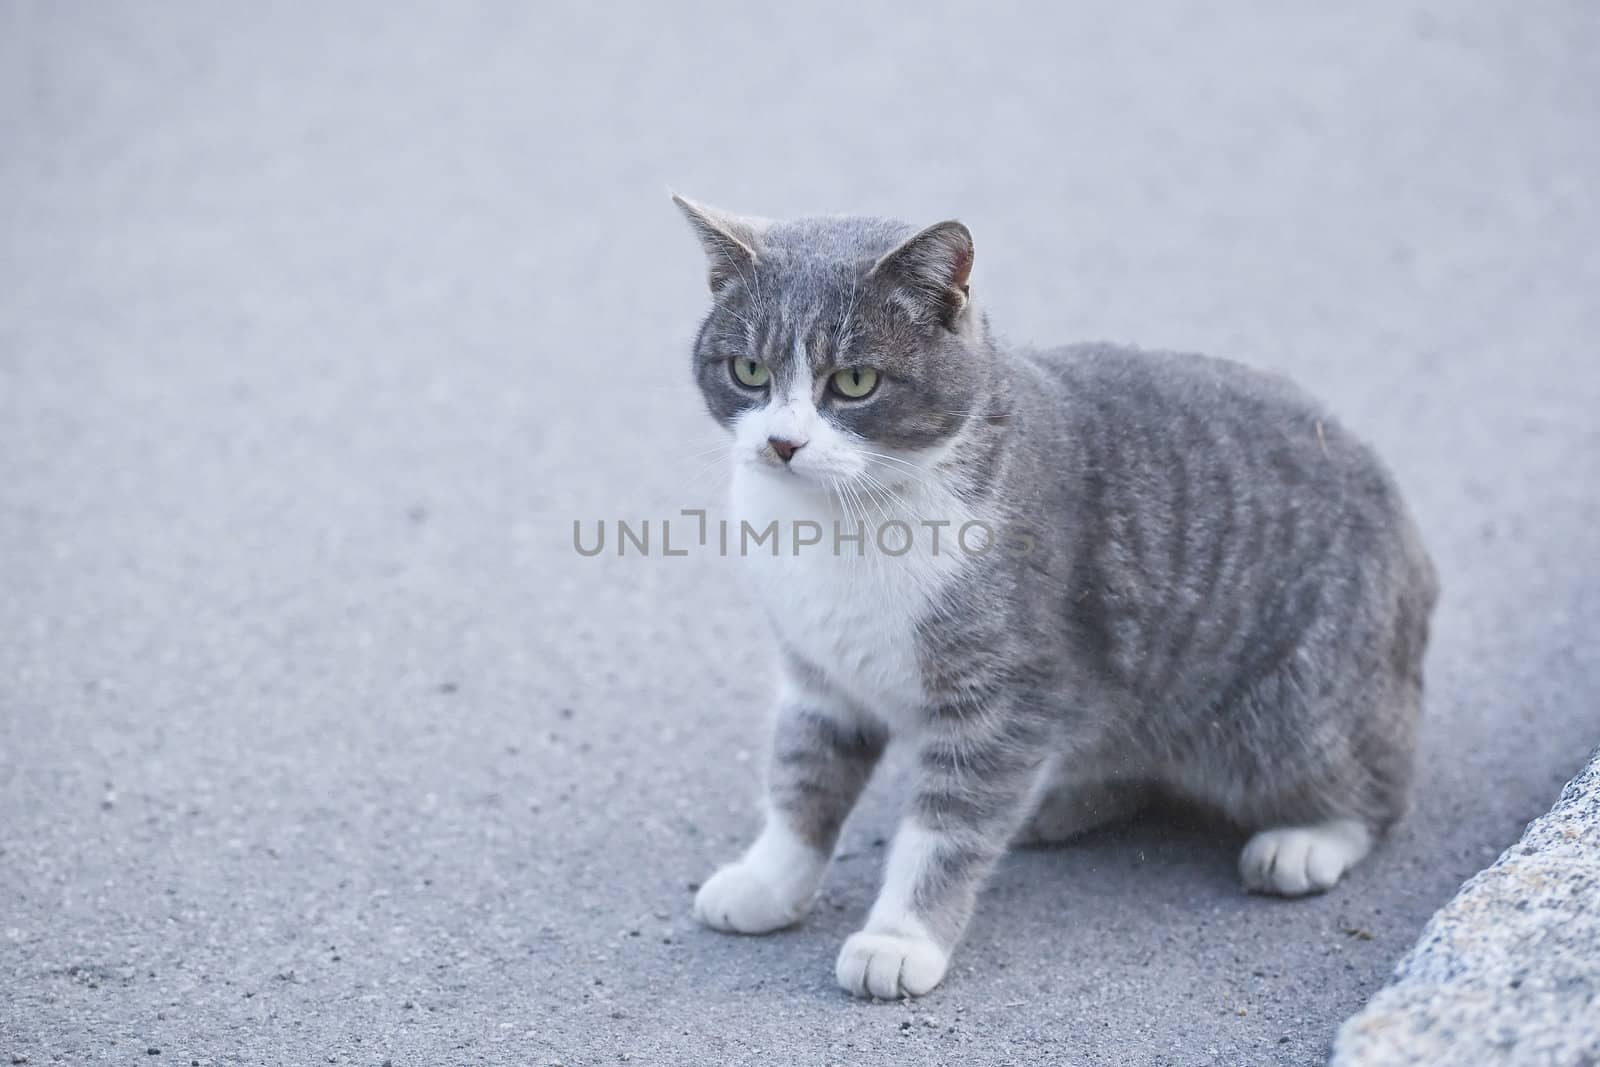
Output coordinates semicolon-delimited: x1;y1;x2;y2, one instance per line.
676;199;1439;998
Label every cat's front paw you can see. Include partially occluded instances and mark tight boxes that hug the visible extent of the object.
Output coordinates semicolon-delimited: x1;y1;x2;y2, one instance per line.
835;929;949;1000
693;862;811;934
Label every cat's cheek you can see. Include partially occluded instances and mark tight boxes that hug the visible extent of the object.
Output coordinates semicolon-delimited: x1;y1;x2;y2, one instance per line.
726;410;774;465
695;367;763;430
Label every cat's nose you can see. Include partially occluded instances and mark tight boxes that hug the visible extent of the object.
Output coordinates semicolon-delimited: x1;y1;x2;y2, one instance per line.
768;436;806;463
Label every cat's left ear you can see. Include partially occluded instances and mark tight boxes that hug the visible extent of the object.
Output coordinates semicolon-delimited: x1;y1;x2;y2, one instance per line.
868;220;974;328
671;193;766;295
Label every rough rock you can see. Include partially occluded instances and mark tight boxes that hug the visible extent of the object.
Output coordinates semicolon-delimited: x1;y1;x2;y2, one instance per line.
1332;749;1600;1066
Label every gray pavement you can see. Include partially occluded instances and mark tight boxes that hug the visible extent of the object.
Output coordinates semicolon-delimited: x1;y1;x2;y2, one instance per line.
2;3;1598;1065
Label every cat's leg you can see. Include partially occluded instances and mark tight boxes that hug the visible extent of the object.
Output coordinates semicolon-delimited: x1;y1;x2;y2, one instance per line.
835;700;1047;999
1013;767;1149;847
694;674;885;935
1229;670;1416;898
1223;660;1416;897
1239;819;1373;897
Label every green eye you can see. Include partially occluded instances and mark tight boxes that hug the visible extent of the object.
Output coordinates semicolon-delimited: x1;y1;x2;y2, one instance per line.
731;358;770;388
830;367;879;399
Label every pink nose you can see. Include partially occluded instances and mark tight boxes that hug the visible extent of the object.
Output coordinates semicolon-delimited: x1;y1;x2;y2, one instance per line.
768;436;805;463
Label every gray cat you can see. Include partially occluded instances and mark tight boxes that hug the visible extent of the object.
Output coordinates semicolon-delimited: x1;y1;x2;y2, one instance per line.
673;195;1439;1000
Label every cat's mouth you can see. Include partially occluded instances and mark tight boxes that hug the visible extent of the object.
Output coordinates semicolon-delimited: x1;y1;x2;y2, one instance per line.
749;450;849;489
756;452;813;478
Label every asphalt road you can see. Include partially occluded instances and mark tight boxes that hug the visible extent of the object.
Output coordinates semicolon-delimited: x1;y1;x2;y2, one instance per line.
3;3;1598;1065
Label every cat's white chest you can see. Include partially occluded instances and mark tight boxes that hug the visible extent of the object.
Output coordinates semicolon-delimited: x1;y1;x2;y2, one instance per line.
729;468;969;728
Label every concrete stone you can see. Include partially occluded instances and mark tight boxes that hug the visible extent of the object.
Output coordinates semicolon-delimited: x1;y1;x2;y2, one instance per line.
1332;750;1600;1066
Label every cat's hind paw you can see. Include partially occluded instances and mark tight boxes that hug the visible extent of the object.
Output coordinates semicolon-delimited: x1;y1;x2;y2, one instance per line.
693;862;810;934
835;929;949;1000
1239;819;1373;897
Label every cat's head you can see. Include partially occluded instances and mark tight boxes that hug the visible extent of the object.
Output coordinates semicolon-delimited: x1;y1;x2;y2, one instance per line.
674;195;996;491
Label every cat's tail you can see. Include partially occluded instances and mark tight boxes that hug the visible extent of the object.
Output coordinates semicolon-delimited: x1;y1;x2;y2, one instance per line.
1393;506;1439;727
1404;511;1441;622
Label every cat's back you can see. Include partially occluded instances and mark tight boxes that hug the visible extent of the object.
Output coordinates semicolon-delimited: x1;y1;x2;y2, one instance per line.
1026;342;1335;448
1005;341;1436;697
1019;342;1396;508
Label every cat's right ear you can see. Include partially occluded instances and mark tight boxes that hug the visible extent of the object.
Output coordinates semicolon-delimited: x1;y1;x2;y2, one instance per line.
868;220;975;329
671;194;764;295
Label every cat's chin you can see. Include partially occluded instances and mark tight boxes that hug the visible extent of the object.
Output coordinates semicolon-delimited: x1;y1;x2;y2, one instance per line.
745;459;834;486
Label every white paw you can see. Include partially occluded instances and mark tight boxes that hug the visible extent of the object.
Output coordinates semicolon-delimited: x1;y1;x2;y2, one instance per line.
693;862;811;934
835;929;949;1000
1240;820;1372;897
